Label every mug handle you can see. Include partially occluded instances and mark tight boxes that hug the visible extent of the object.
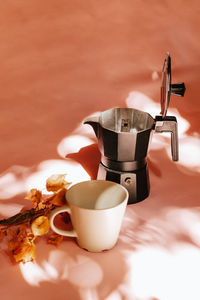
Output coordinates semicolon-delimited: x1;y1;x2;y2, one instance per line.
49;205;77;237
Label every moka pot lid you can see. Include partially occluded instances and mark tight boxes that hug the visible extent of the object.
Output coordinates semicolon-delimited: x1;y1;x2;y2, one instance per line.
160;53;186;118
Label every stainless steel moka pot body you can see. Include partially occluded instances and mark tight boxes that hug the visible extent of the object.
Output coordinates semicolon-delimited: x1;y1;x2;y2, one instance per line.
84;54;186;204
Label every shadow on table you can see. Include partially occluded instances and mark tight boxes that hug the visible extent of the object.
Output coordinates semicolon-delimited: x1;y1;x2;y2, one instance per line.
66;143;101;180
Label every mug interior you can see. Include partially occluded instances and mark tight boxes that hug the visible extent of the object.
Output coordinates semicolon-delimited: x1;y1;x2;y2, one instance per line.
66;180;128;210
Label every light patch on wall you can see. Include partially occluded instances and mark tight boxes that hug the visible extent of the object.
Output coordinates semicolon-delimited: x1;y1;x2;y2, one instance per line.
57;135;94;158
25;159;90;192
0;172;26;199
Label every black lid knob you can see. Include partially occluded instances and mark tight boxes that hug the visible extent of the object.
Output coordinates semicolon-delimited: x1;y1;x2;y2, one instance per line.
170;82;186;97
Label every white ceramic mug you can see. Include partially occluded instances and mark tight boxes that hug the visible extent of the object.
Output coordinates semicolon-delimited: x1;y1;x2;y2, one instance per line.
49;180;128;252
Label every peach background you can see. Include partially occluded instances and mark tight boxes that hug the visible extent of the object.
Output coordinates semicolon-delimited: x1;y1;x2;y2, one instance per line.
0;1;200;300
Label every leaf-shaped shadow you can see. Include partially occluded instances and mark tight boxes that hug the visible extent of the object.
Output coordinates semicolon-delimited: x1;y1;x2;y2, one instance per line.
66;143;101;180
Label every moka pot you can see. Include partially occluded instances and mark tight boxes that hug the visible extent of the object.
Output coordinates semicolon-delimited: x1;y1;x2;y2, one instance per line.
84;54;186;204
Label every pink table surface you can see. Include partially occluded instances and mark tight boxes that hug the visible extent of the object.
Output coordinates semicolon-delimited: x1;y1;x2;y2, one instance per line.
0;1;200;300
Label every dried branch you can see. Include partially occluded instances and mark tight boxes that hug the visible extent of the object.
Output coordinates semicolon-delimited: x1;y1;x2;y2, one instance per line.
0;206;55;228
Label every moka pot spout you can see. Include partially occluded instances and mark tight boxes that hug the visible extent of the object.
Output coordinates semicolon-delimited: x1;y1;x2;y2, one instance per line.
83;115;100;138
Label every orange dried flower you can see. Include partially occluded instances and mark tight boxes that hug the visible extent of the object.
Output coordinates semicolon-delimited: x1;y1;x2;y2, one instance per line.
8;234;36;263
15;224;29;240
0;173;71;264
46;174;71;192
47;233;63;246
25;189;44;209
47;188;67;207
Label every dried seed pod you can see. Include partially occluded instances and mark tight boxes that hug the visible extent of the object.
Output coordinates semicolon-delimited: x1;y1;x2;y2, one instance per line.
31;216;50;236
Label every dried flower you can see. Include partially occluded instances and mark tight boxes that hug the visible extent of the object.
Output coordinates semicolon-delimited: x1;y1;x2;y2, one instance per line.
47;233;63;246
25;189;44;210
46;174;71;192
8;233;36;263
0;174;70;263
47;188;67;206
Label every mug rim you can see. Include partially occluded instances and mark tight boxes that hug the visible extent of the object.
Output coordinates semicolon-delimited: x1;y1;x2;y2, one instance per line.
65;180;129;211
